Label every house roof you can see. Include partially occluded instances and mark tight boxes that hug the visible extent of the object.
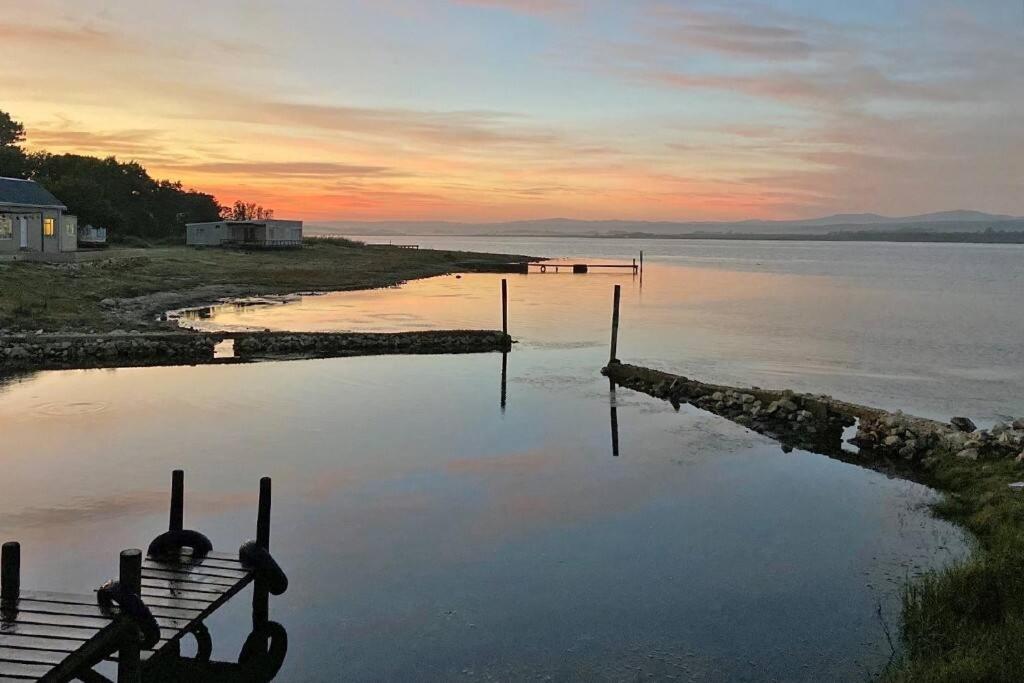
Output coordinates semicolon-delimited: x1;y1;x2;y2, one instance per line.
0;177;66;209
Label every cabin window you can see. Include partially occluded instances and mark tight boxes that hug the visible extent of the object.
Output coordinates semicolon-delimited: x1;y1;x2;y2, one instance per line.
43;217;55;237
65;220;76;237
0;216;11;239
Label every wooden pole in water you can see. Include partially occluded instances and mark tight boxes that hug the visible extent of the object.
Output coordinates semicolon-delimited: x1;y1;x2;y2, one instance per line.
1;542;20;603
118;549;143;683
169;469;184;533
639;251;644;276
253;476;272;628
609;284;621;364
501;279;508;337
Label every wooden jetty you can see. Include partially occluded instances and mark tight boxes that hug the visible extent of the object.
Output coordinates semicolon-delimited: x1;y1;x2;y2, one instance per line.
1;471;288;682
535;262;638;274
534;253;644;275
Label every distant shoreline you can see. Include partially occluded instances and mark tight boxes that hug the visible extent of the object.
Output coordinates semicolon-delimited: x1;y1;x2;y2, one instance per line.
336;231;1024;245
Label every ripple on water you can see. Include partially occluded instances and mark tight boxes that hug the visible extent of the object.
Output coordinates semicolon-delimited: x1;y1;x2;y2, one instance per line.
33;401;110;417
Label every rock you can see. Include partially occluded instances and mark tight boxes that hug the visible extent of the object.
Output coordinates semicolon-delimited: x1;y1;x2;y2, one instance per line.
1010;482;1024;491
883;435;903;448
100;298;116;307
1013;419;1024;430
992;421;1009;435
779;399;798;412
951;416;977;433
740;394;755;404
957;448;979;461
1016;451;1024;463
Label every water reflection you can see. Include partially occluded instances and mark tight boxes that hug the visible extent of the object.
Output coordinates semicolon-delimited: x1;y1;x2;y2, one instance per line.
500;352;507;413
0;354;969;681
145;620;288;682
609;380;620;457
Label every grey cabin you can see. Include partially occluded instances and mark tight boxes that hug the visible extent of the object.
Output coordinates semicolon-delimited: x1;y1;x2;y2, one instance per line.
186;219;303;248
0;177;77;255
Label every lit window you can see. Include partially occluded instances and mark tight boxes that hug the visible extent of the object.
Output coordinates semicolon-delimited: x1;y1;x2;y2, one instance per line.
0;216;11;239
43;218;55;237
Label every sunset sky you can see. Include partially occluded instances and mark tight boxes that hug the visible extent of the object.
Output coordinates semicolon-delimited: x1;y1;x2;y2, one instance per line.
2;0;1022;222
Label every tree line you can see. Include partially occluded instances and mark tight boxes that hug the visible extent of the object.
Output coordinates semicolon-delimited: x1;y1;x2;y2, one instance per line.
0;110;272;243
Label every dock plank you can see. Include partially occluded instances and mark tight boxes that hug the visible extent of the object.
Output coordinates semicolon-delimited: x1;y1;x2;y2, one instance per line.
141;568;238;587
0;661;51;679
14;598;200;621
0;635;81;653
143;560;248;581
0;622;98;641
0;648;67;665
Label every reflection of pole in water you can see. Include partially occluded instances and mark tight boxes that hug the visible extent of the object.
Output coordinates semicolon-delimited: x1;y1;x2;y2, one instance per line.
609;378;619;457
500;351;508;413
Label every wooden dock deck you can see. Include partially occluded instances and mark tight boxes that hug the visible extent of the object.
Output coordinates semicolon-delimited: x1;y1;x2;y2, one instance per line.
1;472;288;682
534;254;643;275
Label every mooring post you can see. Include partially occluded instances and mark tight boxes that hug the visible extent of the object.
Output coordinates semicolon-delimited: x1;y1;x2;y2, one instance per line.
609;284;621;364
253;476;272;628
1;542;20;604
501;278;508;337
118;549;143;683
169;469;184;533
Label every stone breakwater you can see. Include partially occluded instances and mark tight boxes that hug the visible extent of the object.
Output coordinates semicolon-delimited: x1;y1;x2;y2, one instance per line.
0;330;513;371
0;332;218;370
233;330;512;359
603;362;1024;468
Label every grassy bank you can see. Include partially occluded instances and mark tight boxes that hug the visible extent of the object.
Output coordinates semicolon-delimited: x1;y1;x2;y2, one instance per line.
885;456;1024;682
0;239;535;332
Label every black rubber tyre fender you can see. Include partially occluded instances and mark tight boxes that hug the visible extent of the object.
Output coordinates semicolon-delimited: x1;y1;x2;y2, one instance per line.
239;541;289;595
237;620;289;681
147;529;213;559
97;579;161;649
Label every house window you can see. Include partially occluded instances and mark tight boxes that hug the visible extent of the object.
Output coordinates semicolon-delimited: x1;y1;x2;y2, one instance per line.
43;218;55;237
65;220;76;237
0;216;11;239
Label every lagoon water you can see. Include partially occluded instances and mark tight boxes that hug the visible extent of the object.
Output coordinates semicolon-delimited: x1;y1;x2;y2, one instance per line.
4;237;1016;680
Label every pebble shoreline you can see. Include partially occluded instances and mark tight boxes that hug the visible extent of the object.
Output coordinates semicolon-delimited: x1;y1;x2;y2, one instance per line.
603;361;1024;468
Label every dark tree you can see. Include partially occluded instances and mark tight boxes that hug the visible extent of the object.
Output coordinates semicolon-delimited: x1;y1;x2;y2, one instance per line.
0;111;25;147
221;201;275;221
0;110;29;178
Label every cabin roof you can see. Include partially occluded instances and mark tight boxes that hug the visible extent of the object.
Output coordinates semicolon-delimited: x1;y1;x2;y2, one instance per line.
0;177;66;209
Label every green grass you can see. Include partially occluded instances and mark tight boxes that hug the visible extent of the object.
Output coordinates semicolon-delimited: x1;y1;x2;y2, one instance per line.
884;456;1024;682
0;240;533;332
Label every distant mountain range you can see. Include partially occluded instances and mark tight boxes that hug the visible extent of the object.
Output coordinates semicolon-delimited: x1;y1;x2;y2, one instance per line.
313;210;1024;238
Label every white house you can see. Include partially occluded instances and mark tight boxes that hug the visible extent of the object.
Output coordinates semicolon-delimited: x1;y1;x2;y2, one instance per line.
0;177;77;255
185;219;303;248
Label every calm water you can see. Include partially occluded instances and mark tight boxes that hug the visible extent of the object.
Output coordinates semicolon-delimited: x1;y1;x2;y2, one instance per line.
2;237;1005;681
